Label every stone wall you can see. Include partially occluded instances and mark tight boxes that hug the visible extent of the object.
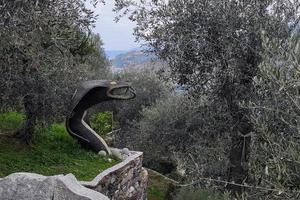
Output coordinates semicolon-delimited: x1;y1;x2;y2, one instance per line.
81;149;148;200
0;149;148;200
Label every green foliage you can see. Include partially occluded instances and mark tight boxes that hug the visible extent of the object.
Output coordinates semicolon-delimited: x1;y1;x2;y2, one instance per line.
90;112;113;137
114;0;299;193
113;68;172;126
148;186;166;200
0;118;118;181
174;187;230;200
0;0;109;141
110;69;172;148
147;169;231;200
0;111;24;131
246;33;300;199
114;0;296;92
128;95;231;182
147;170;173;200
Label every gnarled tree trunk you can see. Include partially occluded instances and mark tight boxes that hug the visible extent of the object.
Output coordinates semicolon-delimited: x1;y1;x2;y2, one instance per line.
226;32;261;194
15;93;38;144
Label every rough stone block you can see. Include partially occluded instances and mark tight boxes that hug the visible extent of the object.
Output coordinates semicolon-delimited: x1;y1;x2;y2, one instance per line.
0;173;109;200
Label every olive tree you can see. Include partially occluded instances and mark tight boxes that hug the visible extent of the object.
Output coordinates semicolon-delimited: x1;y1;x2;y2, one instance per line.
0;0;109;142
114;0;299;192
129;95;232;181
246;33;300;199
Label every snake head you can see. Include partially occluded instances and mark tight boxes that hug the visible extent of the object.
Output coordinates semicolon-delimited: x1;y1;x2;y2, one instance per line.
107;81;136;100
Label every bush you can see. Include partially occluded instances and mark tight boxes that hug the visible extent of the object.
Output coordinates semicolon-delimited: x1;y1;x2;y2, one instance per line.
0;111;24;131
113;68;172;126
110;68;172;148
247;33;300;199
90;111;113;138
174;187;230;200
127;95;231;183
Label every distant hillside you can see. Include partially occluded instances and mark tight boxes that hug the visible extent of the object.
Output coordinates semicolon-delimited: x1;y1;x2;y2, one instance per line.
110;50;156;69
105;50;128;59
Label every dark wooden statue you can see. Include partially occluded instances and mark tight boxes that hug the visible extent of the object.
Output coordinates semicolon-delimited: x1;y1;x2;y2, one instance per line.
66;80;135;155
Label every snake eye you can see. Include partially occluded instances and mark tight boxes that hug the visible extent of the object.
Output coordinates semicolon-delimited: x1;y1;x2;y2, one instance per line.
108;86;136;99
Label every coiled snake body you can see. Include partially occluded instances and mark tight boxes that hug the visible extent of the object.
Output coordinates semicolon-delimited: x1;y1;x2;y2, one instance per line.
66;80;135;155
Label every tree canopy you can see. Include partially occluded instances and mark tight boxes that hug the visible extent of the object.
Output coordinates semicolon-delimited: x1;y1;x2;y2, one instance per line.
114;0;300;193
0;0;110;142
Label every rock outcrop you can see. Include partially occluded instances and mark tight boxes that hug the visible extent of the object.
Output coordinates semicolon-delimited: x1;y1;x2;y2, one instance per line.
0;173;109;200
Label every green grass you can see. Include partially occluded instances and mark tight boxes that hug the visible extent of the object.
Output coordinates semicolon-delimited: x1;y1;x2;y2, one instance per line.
0;112;118;181
147;170;230;200
148;170;174;200
0;111;24;132
0;111;229;199
174;187;230;200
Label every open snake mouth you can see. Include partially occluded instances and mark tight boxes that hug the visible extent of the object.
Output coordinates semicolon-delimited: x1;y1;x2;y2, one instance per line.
107;85;136;100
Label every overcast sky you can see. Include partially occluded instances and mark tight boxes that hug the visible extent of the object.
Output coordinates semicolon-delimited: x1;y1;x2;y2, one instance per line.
86;1;139;51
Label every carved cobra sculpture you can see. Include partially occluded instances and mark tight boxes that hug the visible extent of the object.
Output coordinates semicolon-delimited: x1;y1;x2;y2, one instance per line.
66;80;135;155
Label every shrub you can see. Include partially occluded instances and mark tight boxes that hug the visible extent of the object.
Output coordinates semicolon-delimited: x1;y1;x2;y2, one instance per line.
128;95;231;183
247;33;300;199
113;68;172;126
0;111;24;131
174;187;230;200
109;68;172;148
90;111;113;137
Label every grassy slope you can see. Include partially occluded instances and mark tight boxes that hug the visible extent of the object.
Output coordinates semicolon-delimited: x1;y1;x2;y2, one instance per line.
147;169;175;200
0;111;24;132
0;111;229;199
147;169;230;200
0;112;118;181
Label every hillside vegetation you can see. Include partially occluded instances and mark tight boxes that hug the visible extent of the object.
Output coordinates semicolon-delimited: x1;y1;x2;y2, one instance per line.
0;111;118;181
114;0;300;199
1;0;300;199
